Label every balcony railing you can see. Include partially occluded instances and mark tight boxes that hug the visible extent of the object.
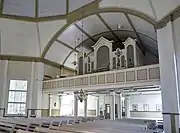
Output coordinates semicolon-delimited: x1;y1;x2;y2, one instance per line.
43;64;160;92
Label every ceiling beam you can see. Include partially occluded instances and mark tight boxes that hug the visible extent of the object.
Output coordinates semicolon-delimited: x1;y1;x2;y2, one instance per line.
156;5;180;29
74;23;96;42
66;0;69;15
62;50;74;65
56;39;79;53
0;0;4;14
0;54;75;71
148;0;158;21
124;13;146;54
96;13;123;44
143;43;158;58
35;0;39;19
41;24;69;58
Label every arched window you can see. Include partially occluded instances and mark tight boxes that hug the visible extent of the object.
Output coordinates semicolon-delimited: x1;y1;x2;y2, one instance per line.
78;57;83;75
113;57;116;69
97;46;110;69
127;45;134;68
91;62;94;72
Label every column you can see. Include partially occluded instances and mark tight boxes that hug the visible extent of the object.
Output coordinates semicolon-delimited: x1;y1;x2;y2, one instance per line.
84;99;87;120
74;94;78;121
59;95;62;116
27;62;35;117
124;96;130;118
31;62;44;117
48;94;51;116
117;92;122;119
96;96;100;117
110;91;115;120
0;60;8;117
157;19;180;133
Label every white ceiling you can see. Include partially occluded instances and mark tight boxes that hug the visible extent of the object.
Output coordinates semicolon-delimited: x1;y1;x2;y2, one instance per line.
38;20;67;53
3;0;35;17
100;0;180;20
0;18;39;57
75;15;109;36
58;24;89;49
38;0;66;17
0;0;179;69
45;41;71;64
100;12;132;31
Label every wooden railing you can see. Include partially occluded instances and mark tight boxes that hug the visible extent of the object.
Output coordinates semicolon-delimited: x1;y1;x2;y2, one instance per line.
43;64;160;92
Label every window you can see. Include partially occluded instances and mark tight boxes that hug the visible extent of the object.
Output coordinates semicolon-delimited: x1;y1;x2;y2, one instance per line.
143;104;149;111
60;94;74;116
7;80;28;115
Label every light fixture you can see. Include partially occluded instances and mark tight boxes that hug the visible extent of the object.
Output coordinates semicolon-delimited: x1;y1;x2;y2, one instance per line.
117;24;123;29
55;74;60;78
77;89;88;102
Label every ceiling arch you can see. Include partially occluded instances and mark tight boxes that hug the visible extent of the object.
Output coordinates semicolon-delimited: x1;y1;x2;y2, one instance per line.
0;0;179;70
41;8;157;59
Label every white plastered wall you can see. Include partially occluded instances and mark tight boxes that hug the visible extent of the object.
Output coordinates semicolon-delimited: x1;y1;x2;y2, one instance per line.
0;60;44;117
130;94;162;111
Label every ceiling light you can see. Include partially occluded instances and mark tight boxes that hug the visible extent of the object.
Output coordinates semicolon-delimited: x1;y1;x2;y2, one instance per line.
117;24;123;29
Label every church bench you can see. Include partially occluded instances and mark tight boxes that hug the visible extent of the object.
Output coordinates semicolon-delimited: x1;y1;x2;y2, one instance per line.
17;130;35;133
35;127;76;133
0;121;14;133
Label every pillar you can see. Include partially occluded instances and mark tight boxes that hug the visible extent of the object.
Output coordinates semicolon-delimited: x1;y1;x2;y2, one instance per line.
117;93;122;119
110;91;116;120
0;60;8;117
124;96;130;118
84;99;87;119
31;62;44;117
59;95;62;116
74;94;78;121
48;94;51;116
157;19;180;133
96;96;100;117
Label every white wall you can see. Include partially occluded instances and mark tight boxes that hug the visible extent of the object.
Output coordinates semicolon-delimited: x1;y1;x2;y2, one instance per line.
0;60;44;116
130;93;162;111
99;94;121;112
42;93;49;109
50;95;59;110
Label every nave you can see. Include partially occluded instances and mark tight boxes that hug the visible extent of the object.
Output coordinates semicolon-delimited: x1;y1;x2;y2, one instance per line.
0;116;163;133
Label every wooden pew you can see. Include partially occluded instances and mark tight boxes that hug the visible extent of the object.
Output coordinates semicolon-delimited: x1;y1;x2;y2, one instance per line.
17;130;35;133
0;121;14;133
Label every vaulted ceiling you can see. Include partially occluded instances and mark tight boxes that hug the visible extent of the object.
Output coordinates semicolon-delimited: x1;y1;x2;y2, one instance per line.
0;0;179;70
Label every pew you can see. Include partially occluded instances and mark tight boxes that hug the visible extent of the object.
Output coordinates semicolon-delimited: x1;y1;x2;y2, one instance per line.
0;121;14;133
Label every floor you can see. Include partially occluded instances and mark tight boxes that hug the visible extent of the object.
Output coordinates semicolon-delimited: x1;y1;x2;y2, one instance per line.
56;119;155;133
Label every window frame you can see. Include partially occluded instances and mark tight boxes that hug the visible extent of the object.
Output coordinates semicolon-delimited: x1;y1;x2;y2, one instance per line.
7;80;28;116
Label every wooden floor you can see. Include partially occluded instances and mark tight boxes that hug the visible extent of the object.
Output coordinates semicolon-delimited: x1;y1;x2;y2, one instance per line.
0;117;162;133
43;120;154;133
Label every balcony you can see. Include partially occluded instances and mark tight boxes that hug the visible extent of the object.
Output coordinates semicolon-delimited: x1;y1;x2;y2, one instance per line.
43;64;160;92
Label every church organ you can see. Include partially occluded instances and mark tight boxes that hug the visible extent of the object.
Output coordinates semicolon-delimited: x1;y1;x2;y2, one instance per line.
77;37;144;75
